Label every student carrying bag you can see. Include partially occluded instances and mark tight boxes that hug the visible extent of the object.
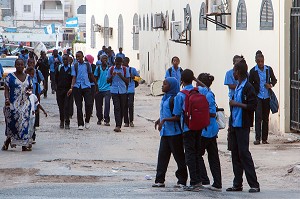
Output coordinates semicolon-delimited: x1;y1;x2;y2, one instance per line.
181;88;210;130
268;66;279;114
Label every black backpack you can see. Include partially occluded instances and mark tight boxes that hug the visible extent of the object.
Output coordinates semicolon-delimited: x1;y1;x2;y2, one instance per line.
129;67;139;88
74;62;93;83
168;67;183;77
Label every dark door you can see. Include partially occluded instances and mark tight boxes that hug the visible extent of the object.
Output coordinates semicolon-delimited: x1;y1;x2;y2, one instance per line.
290;0;300;131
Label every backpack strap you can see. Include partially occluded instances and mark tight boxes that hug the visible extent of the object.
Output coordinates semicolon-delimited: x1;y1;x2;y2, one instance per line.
180;67;183;73
168;67;172;77
122;66;127;76
74;62;78;77
169;96;175;114
180;90;189;96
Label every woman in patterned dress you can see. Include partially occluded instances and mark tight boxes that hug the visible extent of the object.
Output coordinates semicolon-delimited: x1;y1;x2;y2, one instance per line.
2;58;32;151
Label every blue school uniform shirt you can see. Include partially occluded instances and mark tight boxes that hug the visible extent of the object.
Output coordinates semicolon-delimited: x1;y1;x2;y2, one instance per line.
32;69;44;95
198;86;219;138
94;65;110;92
49;55;63;72
224;68;238;100
116;53;125;59
127;66;140;94
255;65;270;99
165;66;182;84
0;63;3;78
107;66;130;94
173;84;194;133
160;96;182;136
71;61;92;89
232;79;247;127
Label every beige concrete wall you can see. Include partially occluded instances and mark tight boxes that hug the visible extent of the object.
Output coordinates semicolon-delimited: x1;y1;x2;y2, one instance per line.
85;0;139;68
138;0;291;134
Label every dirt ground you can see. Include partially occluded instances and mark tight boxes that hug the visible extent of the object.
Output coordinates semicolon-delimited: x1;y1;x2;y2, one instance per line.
0;84;299;197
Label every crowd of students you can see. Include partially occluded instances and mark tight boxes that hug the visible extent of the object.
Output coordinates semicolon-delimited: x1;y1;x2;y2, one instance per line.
2;46;140;151
152;52;277;193
2;47;278;193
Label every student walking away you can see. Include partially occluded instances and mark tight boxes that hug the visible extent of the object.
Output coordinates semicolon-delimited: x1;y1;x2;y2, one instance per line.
67;51;97;130
195;73;222;192
152;77;187;188
165;56;183;85
49;49;62;94
227;57;260;193
28;92;47;146
107;57;130;132
36;51;49;98
224;55;242;151
55;54;73;129
172;69;210;192
2;58;32;151
97;45;107;60
249;51;277;145
94;55;111;126
85;54;97;117
123;57;139;127
107;50;115;67
116;47;125;59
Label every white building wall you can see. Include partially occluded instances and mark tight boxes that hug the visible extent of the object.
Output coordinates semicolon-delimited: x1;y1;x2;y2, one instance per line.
85;0;139;69
73;0;86;26
138;0;292;134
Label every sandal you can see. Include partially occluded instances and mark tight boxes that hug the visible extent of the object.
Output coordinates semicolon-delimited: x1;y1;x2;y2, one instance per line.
22;146;32;151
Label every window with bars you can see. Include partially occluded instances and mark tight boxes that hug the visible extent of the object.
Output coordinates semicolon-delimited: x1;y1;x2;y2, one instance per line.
118;14;123;48
133;13;139;50
147;14;149;31
151;14;153;31
216;5;226;30
184;4;192;30
171;10;175;21
236;0;247;30
165;11;169;30
90;15;96;48
199;2;207;30
260;0;274;30
143;15;145;31
104;15;109;47
23;5;31;12
139;16;142;31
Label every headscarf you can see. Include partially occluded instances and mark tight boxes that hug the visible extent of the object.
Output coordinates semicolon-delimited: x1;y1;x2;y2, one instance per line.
162;77;180;101
85;54;94;65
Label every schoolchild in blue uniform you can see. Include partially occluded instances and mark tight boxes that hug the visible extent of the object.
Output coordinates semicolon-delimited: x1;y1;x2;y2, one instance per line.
48;49;62;94
123;57;139;127
224;55;242;151
165;56;183;85
94;54;111;126
249;51;277;145
172;69;205;191
196;73;222;192
152;77;187;188
67;51;97;130
227;57;260;193
107;57;130;132
116;47;125;59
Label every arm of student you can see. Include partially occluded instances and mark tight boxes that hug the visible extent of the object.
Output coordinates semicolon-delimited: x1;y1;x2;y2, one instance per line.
154;118;160;130
37;104;47;117
67;76;76;96
107;68;113;84
117;73;129;84
4;84;10;106
228;84;237;89
193;77;207;88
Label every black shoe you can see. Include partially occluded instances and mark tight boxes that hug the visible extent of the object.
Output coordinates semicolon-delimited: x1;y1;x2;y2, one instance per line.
249;187;260;193
97;121;102;125
65;124;70;130
262;140;269;144
60;122;64;129
253;140;260;145
226;186;243;192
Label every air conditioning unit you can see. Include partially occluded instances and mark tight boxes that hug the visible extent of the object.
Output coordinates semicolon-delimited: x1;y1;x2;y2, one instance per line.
170;21;182;41
133;25;139;34
93;24;103;32
153;13;164;29
210;0;223;14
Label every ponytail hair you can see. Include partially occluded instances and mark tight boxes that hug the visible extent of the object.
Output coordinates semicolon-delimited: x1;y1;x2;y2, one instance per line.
197;73;214;88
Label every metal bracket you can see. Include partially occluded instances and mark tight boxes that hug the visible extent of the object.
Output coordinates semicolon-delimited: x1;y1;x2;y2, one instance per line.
172;29;191;46
202;13;231;29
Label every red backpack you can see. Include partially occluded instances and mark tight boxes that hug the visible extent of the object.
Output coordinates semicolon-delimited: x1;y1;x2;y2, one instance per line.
181;87;210;130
